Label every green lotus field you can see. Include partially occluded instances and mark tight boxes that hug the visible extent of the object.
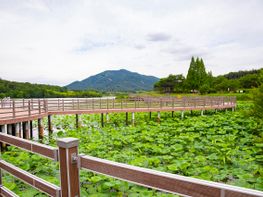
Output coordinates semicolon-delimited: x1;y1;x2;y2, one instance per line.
2;102;263;196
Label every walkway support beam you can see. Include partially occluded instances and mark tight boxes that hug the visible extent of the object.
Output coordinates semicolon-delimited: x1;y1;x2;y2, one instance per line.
38;118;44;140
126;112;128;126
76;114;80;129
48;115;53;135
131;112;135;126
29;121;33;139
157;111;161;123
106;113;109;123
101;113;104;127
22;121;29;139
181;111;184;119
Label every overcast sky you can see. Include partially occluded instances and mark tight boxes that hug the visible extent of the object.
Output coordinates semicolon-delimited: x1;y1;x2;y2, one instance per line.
0;0;263;86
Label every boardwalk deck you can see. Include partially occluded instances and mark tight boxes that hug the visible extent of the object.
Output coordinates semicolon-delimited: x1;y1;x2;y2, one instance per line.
0;96;236;125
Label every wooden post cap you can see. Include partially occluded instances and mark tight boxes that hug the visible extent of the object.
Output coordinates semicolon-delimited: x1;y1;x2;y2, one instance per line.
57;138;79;148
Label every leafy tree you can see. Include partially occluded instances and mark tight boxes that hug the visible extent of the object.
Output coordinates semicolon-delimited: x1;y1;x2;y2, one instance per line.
214;77;240;92
154;74;185;93
239;74;260;89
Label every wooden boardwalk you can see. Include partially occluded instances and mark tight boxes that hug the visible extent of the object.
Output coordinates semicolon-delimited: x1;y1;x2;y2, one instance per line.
1;96;263;197
0;96;236;125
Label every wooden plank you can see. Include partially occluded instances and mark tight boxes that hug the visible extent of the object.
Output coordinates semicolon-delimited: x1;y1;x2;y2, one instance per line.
0;160;60;197
80;155;263;197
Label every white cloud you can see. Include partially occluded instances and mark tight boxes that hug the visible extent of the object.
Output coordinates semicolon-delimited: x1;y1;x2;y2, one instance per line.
0;0;262;85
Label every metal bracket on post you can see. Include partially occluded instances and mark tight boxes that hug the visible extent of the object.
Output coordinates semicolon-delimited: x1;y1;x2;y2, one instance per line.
71;152;78;164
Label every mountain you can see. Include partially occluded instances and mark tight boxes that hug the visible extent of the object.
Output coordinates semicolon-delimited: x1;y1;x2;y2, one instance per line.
66;69;159;92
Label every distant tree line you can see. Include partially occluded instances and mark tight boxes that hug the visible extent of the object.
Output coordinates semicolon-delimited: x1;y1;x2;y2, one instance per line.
154;57;262;94
0;79;102;98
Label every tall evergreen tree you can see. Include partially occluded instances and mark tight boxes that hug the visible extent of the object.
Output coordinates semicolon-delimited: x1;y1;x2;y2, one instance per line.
186;57;198;91
186;57;208;92
198;58;208;86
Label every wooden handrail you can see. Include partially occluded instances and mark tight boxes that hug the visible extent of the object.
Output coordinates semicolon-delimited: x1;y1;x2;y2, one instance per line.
0;186;19;197
0;160;60;197
0;133;58;161
80;155;263;197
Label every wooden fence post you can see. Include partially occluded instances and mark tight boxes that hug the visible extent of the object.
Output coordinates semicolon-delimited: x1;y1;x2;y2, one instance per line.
29;121;33;139
44;99;48;112
38;99;41;114
107;99;109;109
62;99;64;111
28;101;31;117
57;138;80;197
12;100;16;118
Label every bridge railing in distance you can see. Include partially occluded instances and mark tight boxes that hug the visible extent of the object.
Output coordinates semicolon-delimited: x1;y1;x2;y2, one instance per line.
0;96;236;123
43;96;236;112
1;133;262;197
0;99;47;123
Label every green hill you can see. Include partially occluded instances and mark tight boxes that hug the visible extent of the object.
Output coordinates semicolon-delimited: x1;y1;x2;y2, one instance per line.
0;78;101;98
66;69;159;92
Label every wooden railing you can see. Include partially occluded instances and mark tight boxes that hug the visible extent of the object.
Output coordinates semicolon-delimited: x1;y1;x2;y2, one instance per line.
0;99;47;121
0;96;236;124
1;133;262;197
0;133;60;196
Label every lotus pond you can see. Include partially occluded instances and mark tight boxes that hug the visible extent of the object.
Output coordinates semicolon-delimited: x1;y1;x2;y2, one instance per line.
1;102;263;196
